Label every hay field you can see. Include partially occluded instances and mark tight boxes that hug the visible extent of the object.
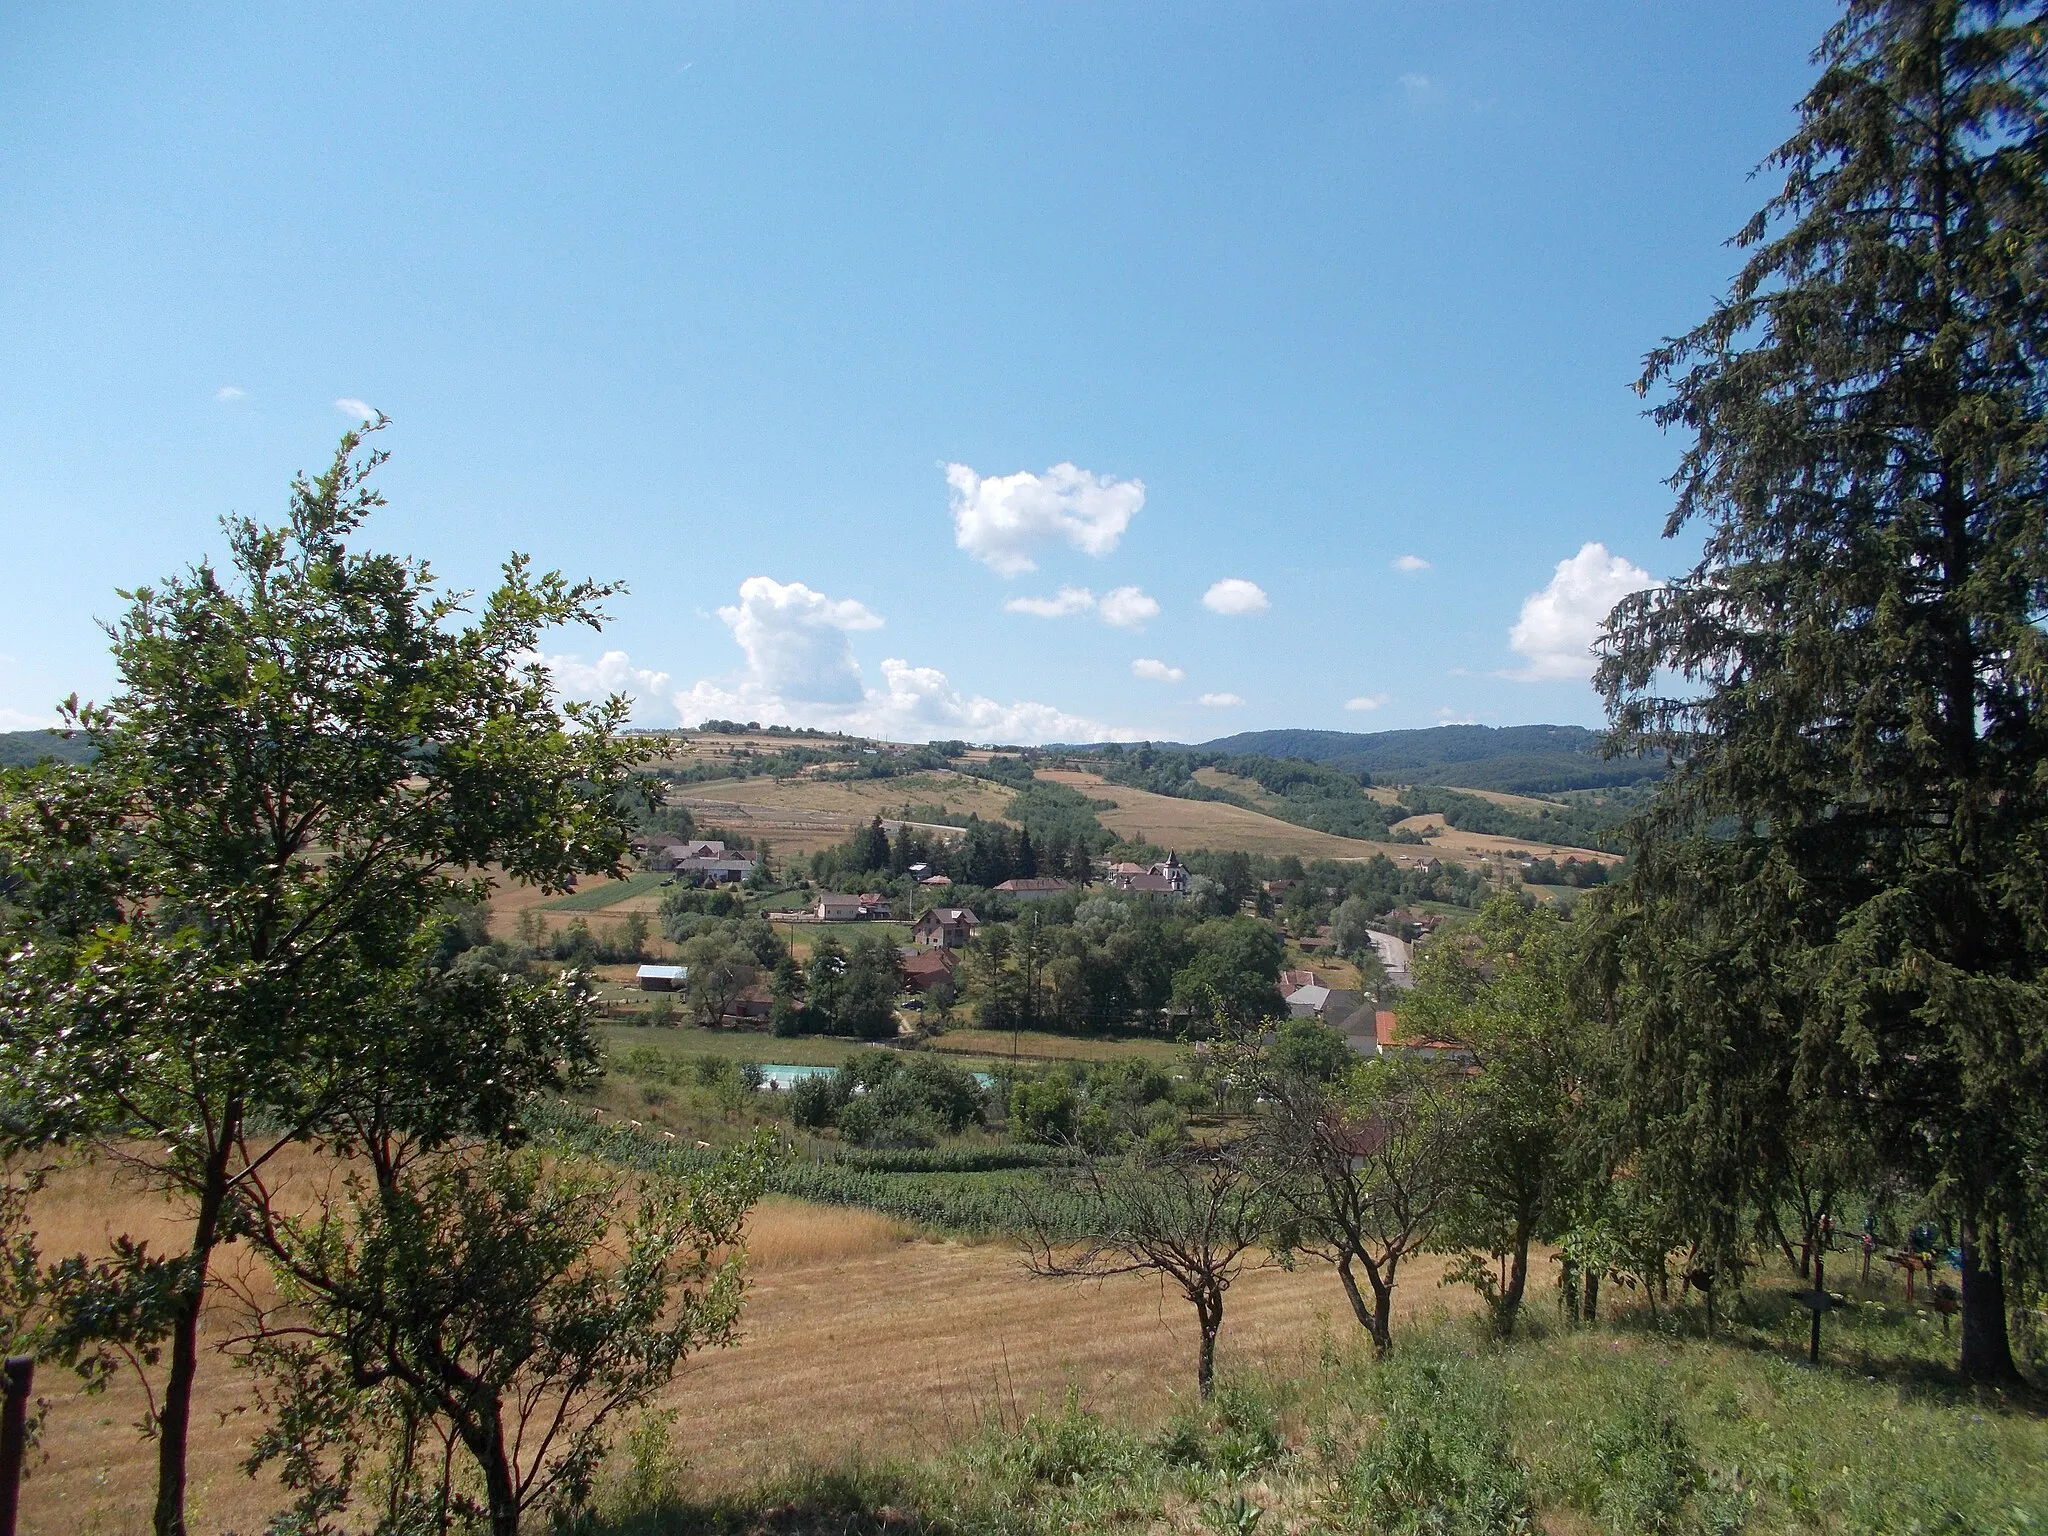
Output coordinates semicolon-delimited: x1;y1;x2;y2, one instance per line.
672;770;1019;856
924;1029;1183;1066
1035;770;1386;861
1388;812;1624;866
13;1155;1463;1533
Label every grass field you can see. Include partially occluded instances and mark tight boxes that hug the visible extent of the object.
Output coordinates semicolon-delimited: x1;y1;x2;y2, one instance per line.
21;1146;2044;1534
1389;811;1625;866
673;770;1020;856
771;920;912;957
598;1022;856;1068
924;1028;1185;1066
1036;770;1392;861
540;871;673;911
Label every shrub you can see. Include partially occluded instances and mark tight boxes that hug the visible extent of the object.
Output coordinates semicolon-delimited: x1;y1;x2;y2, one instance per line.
1347;1345;1534;1535
1589;1380;1698;1535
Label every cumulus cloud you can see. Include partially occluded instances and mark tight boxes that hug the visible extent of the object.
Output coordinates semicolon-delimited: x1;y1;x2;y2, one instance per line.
946;461;1144;576
1132;658;1184;684
1005;586;1097;619
1202;578;1269;616
1097;585;1160;629
712;576;883;705
1392;554;1431;573
1198;692;1245;707
215;385;246;402
1346;694;1389;711
669;576;1142;744
334;397;377;420
1002;583;1159;630
1504;542;1657;682
530;650;679;726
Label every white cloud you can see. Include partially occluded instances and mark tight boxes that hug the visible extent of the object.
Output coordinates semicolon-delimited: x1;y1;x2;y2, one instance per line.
670;576;1142;745
1392;554;1431;573
1345;694;1389;711
530;650;678;726
714;576;882;704
215;385;246;402
1399;72;1433;91
1005;586;1097;619
1436;709;1480;724
1198;692;1245;707
1201;578;1268;616
1097;585;1160;629
334;397;377;420
1504;542;1657;682
945;461;1144;576
1132;658;1184;683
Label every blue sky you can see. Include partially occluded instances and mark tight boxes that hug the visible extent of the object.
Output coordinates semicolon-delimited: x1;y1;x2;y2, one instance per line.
0;2;1836;743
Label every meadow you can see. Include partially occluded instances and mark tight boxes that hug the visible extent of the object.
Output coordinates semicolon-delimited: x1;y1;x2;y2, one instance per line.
1034;770;1391;861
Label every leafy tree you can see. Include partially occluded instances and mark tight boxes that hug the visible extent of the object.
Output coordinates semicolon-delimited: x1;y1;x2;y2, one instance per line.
1600;0;2048;1383
0;427;642;1534
242;1137;768;1536
1253;1053;1458;1355
1020;1144;1273;1398
835;935;902;1040
680;933;760;1028
1405;897;1584;1339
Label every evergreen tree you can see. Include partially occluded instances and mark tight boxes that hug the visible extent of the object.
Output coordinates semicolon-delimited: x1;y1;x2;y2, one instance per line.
862;815;891;873
1600;0;2048;1384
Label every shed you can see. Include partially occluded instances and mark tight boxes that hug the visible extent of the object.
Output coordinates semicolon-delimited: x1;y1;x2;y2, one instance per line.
636;964;687;992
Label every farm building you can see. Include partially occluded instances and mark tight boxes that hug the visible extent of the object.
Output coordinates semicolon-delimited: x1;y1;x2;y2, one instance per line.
636;964;687;991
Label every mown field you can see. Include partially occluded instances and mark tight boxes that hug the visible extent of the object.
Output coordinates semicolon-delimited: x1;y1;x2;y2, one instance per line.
1034;770;1392;861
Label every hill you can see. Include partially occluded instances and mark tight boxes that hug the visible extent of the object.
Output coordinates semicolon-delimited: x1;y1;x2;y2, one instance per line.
0;729;96;768
1193;724;1661;793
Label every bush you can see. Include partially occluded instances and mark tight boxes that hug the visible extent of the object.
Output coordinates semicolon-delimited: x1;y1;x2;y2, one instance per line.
1589;1380;1698;1535
1347;1346;1535;1535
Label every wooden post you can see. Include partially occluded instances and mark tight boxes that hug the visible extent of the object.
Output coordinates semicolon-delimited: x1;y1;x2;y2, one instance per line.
0;1355;32;1536
1808;1254;1825;1366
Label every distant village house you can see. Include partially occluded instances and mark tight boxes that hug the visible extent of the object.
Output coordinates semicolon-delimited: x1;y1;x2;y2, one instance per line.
912;907;980;949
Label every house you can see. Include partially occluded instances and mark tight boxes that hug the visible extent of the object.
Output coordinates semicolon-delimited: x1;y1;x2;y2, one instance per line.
1369;1008;1477;1066
814;892;890;921
1283;983;1332;1019
912;907;980;949
635;964;687;992
898;948;958;994
993;876;1076;900
1280;969;1321;991
723;985;774;1027
918;873;954;888
1108;854;1189;896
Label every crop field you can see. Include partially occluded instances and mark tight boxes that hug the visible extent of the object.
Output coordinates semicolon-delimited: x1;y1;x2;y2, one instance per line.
672;770;1020;856
13;1147;1459;1534
923;1028;1184;1066
539;870;672;912
1387;811;1625;866
1034;770;1388;860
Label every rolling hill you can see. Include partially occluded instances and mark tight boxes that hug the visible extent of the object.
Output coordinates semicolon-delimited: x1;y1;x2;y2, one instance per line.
0;729;95;768
1190;724;1661;794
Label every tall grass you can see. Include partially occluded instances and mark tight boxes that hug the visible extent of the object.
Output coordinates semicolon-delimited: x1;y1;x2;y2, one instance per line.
583;1309;2048;1535
540;871;671;911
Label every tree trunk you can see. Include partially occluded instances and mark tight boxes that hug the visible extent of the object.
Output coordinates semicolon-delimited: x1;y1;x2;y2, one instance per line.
1196;1293;1221;1400
1560;1257;1580;1326
1495;1221;1532;1340
1333;1255;1394;1356
478;1409;521;1536
1584;1269;1600;1323
152;1126;235;1536
1958;1214;2023;1387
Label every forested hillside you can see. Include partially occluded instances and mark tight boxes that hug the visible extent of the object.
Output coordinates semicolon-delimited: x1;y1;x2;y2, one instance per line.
1192;724;1663;793
0;729;94;768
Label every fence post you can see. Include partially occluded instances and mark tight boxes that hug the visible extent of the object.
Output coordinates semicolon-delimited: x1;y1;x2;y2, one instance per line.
0;1355;32;1536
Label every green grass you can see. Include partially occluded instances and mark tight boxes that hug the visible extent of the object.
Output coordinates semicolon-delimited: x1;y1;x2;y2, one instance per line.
576;1303;2048;1535
597;1023;856;1067
540;871;672;911
779;921;912;951
926;1028;1185;1067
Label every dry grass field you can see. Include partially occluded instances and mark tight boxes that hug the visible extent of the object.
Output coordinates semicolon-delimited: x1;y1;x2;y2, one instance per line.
1034;770;1387;861
923;1029;1184;1066
1387;812;1624;866
14;1155;1464;1533
669;769;1020;857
